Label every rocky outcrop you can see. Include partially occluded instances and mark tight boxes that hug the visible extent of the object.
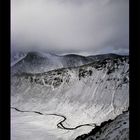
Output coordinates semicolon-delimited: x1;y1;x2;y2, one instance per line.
75;111;129;140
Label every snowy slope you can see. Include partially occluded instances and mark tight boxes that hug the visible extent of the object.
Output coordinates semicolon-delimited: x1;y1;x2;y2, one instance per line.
11;51;93;74
11;51;62;74
11;51;26;67
11;54;129;140
11;51;127;75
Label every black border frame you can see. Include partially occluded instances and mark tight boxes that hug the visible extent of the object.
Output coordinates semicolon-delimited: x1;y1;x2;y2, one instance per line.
0;0;10;139
129;0;140;139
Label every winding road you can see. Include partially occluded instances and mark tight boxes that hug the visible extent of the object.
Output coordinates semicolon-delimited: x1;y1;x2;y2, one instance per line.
11;107;96;130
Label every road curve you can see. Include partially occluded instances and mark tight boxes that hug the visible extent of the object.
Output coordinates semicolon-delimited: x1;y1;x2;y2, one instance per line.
11;107;96;130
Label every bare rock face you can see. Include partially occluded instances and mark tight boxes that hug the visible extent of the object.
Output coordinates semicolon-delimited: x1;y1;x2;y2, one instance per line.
75;111;129;140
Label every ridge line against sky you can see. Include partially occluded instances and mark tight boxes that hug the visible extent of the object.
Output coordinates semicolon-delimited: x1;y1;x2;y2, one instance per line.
11;0;129;55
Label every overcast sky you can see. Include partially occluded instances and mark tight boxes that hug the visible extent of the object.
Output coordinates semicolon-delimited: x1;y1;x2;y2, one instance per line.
11;0;129;55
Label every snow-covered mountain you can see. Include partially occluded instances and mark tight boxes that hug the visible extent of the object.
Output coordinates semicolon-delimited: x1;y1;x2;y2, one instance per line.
11;52;129;140
11;51;93;74
11;51;127;74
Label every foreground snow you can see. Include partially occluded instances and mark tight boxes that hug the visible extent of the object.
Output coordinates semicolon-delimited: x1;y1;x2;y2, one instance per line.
11;109;94;140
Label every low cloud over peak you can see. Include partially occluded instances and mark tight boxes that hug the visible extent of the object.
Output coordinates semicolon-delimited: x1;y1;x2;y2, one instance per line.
11;0;129;54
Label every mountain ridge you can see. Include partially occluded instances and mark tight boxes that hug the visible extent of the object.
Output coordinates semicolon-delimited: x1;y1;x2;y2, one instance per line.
11;51;128;74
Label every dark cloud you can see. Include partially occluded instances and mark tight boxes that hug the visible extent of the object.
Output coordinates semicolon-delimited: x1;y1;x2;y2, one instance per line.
11;0;129;54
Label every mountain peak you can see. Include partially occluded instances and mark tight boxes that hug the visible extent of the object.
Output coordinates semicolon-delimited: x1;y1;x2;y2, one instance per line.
25;51;54;61
26;51;45;57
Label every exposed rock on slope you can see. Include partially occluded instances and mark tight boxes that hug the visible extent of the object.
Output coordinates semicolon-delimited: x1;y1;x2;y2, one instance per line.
11;54;129;128
75;110;129;140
